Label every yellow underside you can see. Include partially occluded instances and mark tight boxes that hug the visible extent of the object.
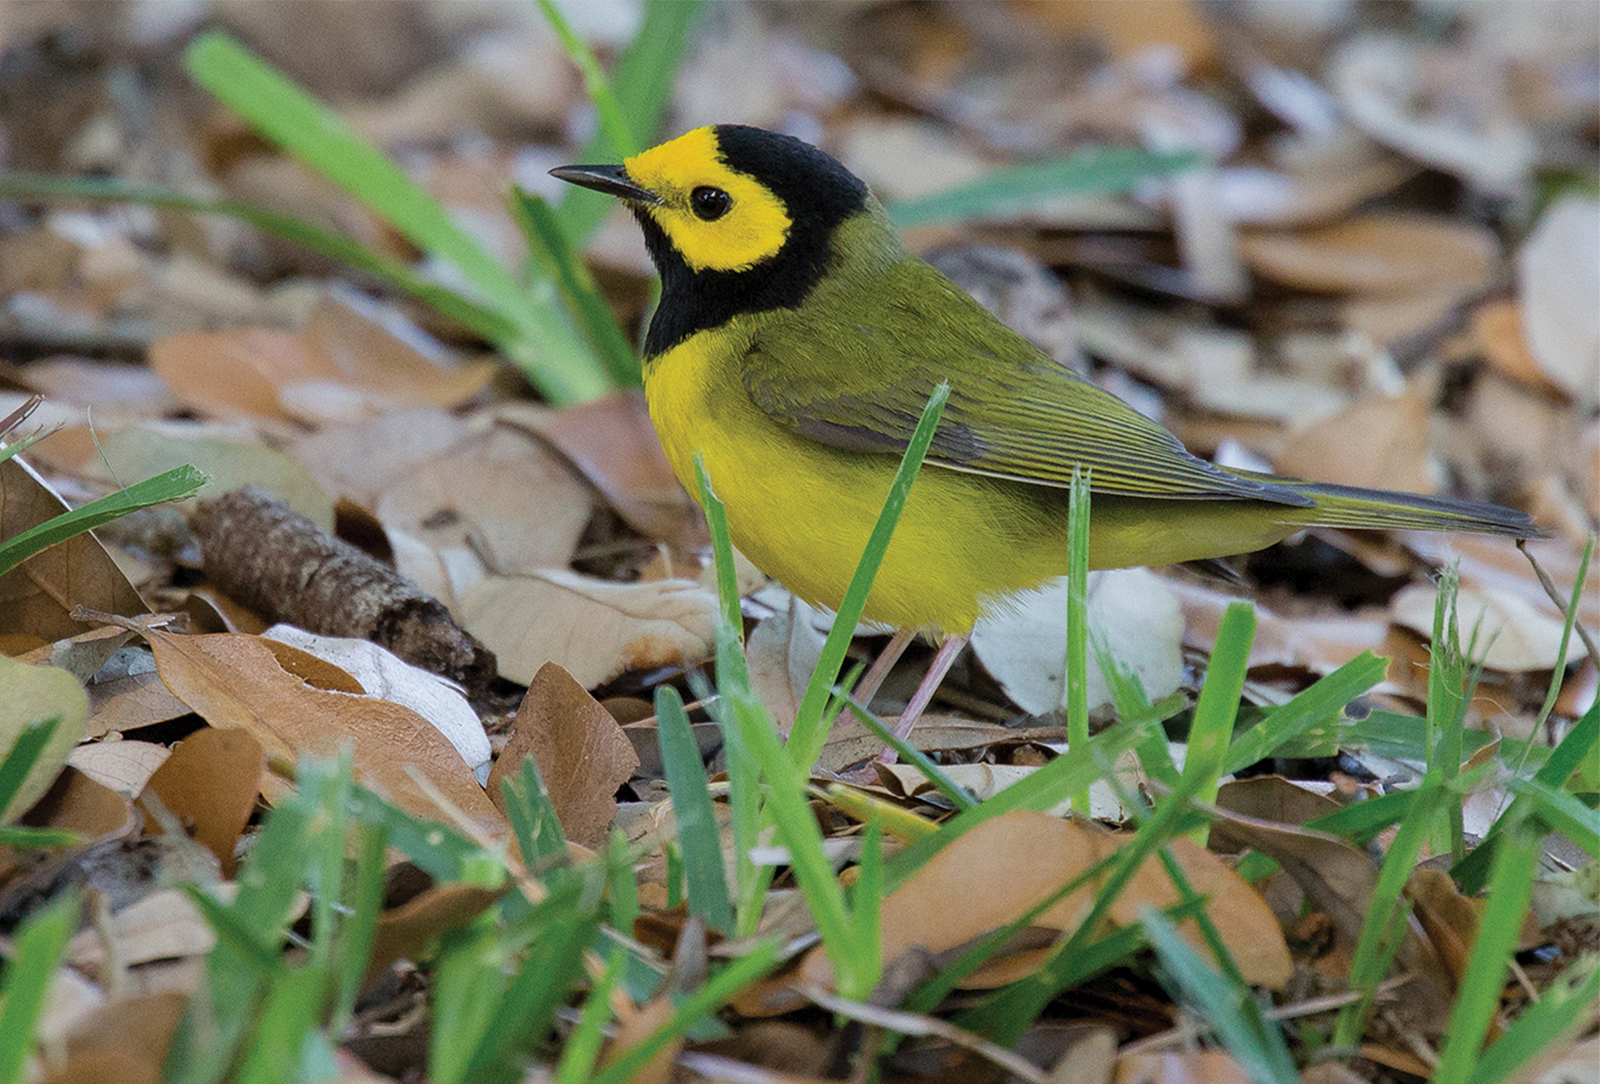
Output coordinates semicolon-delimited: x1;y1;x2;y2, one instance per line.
646;324;1308;635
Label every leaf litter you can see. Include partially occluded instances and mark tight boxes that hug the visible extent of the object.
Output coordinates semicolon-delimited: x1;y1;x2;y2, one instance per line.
0;3;1594;1082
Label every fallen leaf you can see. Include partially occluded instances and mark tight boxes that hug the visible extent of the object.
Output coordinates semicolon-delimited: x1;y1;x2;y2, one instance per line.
264;625;490;780
65;887;225;969
85;422;335;530
1517;195;1600;406
1470;299;1567;395
375;425;591;584
1275;391;1436;494
365;882;503;985
148;288;496;426
292;406;474;509
746;595;827;735
68;740;170;798
0;456;148;643
1238;212;1495;295
512;390;707;551
971;568;1183;716
139;727;265;875
801;811;1291;992
487;662;640;849
459;569;717;687
1390;582;1584;672
39;991;187;1084
139;628;502;834
0;654;89;823
1113;1051;1253;1084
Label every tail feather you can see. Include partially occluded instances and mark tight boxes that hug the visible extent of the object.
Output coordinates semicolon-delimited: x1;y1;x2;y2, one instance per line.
1288;480;1546;538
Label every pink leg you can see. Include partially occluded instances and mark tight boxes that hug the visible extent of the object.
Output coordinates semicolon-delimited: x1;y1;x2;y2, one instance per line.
880;634;968;763
852;626;915;709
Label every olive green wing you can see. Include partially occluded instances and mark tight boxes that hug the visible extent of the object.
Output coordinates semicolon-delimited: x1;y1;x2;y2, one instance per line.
741;257;1311;505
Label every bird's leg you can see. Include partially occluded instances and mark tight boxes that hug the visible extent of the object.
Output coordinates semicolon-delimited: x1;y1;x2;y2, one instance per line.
880;633;968;762
851;626;915;708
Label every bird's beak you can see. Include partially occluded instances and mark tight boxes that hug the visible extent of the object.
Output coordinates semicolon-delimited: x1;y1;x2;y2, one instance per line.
548;163;663;206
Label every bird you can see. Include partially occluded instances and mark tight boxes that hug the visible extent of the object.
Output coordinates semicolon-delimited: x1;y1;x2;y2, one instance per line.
552;124;1544;741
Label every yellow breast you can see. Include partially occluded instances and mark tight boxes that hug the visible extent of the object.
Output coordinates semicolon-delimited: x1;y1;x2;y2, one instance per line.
643;322;1081;634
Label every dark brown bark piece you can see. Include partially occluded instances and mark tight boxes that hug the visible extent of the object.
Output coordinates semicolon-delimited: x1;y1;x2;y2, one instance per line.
190;486;497;696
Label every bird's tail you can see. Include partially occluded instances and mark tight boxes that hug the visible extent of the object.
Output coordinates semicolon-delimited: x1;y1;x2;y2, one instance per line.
1284;480;1546;538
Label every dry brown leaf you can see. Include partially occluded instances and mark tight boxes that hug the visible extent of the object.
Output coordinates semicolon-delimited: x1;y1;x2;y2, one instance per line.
0;766;138;884
801;811;1290;992
1113;1051;1253;1084
365;882;504;985
1014;0;1215;68
746;597;826;735
518;390;707;551
139;629;502;834
1390;582;1583;672
138;727;265;875
68;741;169;798
148;289;496;426
818;715;1055;776
375;425;591;584
65;887;224;969
1274;391;1435;494
459;569;717;688
291;406;473;510
1238;213;1495;295
601;992;677;1084
0;457;148;644
1470;299;1567;395
39;991;187;1084
1516;195;1600;406
487;662;640;850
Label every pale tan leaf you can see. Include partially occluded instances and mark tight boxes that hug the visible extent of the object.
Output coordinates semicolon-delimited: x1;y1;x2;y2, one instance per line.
459;569;717;687
68;740;169;798
140;629;502;834
0;654;89;823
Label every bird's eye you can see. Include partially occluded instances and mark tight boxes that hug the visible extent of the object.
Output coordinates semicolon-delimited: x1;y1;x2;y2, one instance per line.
690;186;731;221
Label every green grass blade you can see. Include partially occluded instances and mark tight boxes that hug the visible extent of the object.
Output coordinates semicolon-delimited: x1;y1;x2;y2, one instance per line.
833;694;977;812
587;939;779;1084
1455;698;1598;892
1224;653;1390;774
788;382;950;769
1433;809;1543;1084
0;172;516;344
1182;602;1255;846
509;186;641;386
1140;908;1299;1084
0;891;80;1084
557;1;703;245
0;464;206;577
1503;776;1599;856
0;716;59;823
501;756;569;871
888;146;1201;228
1333;771;1449;1046
183;30;612;405
1467;954;1600;1084
655;685;734;934
1533;533;1592;729
539;0;638;158
553;945;627;1084
1065;469;1091;814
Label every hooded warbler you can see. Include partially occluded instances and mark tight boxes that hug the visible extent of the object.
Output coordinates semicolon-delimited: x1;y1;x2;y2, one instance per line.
552;125;1542;651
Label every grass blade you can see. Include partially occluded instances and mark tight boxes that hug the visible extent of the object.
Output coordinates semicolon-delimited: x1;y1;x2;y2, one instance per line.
0;464;206;577
1065;469;1091;814
655;685;734;934
1467;955;1600;1084
0;891;80;1084
888;146;1200;228
0;716;59;823
556;1;703;246
1181;602;1255;846
833;694;977;812
509;186;641;386
1224;652;1390;774
183;30;611;404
